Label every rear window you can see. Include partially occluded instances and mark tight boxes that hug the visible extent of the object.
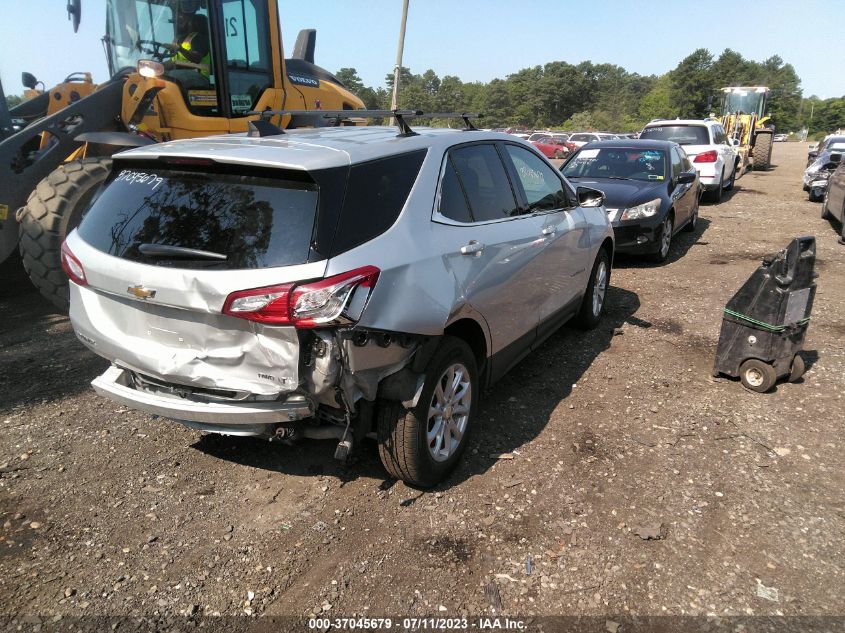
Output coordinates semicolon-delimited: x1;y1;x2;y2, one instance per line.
78;167;318;269
640;125;710;145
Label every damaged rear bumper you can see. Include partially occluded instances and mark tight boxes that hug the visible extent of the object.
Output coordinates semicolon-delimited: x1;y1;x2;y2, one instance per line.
92;365;313;432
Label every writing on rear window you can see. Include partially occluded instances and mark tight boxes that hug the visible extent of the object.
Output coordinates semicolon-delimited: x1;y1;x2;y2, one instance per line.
115;169;164;190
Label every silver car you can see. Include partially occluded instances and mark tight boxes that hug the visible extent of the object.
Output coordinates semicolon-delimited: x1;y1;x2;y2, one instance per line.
63;125;614;487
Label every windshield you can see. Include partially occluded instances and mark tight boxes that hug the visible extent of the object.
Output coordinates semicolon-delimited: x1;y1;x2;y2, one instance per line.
721;89;767;117
562;147;666;182
640;125;709;145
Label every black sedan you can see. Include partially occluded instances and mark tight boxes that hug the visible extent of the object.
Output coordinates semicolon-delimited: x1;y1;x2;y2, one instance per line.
561;140;701;262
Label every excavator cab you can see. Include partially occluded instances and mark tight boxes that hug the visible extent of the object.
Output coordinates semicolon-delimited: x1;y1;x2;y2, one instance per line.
104;0;362;138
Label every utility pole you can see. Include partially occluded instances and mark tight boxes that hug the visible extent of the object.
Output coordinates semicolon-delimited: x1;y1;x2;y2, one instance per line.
390;0;410;118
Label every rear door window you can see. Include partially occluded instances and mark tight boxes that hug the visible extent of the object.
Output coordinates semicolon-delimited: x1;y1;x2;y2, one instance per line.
437;158;473;223
329;150;427;255
78;167;318;269
448;144;519;222
502;145;569;212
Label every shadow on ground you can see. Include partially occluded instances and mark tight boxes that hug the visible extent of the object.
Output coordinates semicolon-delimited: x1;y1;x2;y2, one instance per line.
0;253;107;413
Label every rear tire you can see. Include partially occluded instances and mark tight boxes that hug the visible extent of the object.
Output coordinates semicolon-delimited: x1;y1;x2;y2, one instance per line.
683;197;699;232
724;163;736;191
821;191;832;220
707;171;724;203
18;158;112;311
377;336;478;488
573;248;611;330
739;358;776;393
752;133;773;170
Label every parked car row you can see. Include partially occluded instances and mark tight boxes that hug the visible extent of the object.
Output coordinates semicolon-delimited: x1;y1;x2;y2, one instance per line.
805;134;845;244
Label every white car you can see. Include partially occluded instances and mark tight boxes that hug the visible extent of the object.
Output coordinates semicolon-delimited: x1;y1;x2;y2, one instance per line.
567;132;618;149
639;119;739;203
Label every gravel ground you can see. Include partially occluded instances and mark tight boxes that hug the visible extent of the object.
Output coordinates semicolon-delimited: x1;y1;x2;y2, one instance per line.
1;142;843;632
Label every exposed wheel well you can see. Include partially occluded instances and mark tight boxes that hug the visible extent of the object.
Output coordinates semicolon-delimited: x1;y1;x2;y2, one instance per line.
444;318;488;373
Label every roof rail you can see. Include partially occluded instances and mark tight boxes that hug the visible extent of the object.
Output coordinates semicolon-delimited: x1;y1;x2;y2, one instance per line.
244;109;483;138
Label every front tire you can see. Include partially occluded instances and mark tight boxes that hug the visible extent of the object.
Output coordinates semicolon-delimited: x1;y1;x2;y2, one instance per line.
18;158;112;311
707;171;724;203
377;336;478;488
649;214;674;263
573;248;611;330
753;133;773;170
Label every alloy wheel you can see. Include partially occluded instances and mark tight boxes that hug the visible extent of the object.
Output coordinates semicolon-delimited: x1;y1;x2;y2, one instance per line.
660;217;673;259
592;260;608;317
426;363;472;462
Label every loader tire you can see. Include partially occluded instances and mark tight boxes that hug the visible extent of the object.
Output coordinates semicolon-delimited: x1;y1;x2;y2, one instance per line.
752;133;773;171
18;158;112;312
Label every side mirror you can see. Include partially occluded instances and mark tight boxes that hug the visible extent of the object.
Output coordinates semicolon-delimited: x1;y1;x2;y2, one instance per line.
677;171;697;185
21;72;38;89
808;151;819;160
577;186;605;208
731;138;741;147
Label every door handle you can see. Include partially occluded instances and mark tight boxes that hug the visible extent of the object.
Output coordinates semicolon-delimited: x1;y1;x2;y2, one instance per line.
460;240;485;256
541;226;556;236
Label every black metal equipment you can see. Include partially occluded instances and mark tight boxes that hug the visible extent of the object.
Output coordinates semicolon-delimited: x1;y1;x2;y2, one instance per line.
713;237;817;392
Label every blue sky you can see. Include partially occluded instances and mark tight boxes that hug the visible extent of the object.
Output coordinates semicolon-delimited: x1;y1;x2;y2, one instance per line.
1;0;840;99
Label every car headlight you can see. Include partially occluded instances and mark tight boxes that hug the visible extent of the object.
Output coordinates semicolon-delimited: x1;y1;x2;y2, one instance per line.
620;198;661;221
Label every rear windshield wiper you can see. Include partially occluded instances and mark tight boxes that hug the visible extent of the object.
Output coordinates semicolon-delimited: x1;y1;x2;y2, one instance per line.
138;243;227;260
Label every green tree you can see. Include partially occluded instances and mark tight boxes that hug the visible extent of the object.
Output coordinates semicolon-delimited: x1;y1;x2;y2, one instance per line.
669;48;715;117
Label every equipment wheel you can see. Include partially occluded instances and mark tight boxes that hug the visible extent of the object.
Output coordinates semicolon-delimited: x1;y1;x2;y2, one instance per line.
739;359;777;393
788;355;805;383
18;158;112;311
753;133;773;170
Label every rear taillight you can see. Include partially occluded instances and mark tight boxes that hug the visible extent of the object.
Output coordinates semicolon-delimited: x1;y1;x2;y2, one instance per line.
694;150;718;163
61;241;87;286
222;266;380;328
222;283;294;324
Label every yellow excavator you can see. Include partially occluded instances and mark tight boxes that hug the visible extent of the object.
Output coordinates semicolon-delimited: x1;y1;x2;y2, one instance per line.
0;0;364;309
719;86;774;174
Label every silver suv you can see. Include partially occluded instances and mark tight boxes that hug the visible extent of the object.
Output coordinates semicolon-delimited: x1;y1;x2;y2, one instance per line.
63;120;614;487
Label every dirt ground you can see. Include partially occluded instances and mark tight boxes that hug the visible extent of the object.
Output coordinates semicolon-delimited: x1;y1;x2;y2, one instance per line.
1;142;844;632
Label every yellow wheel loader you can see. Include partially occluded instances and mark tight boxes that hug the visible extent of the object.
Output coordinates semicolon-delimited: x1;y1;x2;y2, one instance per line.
719;86;774;174
0;0;364;310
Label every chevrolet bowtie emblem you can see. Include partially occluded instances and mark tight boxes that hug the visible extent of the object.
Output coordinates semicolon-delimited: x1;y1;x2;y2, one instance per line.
127;285;156;300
